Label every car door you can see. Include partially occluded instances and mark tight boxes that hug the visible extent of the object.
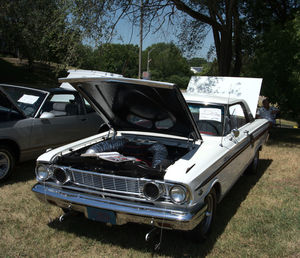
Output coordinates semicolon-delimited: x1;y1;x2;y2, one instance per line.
80;97;104;135
30;92;98;152
217;102;255;194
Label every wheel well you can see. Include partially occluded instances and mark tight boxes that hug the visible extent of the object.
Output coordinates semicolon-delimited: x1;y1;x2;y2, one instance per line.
212;182;221;202
0;139;20;162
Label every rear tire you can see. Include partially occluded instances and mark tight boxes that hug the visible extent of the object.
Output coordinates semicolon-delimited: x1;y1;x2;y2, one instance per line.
192;188;217;241
0;145;15;182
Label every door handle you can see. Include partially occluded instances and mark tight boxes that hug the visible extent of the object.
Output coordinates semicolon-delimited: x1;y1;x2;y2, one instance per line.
244;130;255;146
81;118;87;121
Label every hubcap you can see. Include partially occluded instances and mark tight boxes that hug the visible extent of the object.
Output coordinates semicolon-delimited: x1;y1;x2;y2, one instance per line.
201;193;214;233
0;152;10;179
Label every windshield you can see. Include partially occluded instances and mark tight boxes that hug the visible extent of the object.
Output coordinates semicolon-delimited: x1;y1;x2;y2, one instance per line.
188;103;226;136
1;86;47;117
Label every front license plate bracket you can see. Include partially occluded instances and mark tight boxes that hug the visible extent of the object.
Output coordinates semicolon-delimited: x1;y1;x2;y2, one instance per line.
87;206;116;224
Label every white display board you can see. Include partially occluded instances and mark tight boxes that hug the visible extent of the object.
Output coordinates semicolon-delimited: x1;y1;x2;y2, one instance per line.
187;76;263;116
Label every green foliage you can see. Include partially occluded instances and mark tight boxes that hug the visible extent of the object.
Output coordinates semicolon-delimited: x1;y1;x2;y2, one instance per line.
145;43;192;88
71;42;192;88
71;43;139;78
0;0;82;68
248;13;300;122
166;74;190;89
97;44;139;77
187;57;208;67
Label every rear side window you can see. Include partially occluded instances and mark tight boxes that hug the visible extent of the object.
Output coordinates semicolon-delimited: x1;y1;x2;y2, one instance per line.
42;93;84;117
229;103;247;128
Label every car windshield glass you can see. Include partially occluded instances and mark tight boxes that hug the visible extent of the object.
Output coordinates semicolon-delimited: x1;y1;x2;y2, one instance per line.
2;86;47;117
188;103;226;136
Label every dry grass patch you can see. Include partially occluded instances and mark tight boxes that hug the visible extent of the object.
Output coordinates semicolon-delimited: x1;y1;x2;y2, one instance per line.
0;128;299;257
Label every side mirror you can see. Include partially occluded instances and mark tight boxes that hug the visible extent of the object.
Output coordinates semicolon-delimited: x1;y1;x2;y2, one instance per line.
231;128;240;138
40;112;55;119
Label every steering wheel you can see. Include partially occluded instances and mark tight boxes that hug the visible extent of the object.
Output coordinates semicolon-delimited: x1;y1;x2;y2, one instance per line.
196;120;221;136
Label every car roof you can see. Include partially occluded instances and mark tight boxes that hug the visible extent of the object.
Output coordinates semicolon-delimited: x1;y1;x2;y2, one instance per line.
0;84;76;94
46;87;76;94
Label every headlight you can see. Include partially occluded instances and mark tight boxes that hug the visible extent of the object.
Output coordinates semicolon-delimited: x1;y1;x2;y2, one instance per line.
53;167;70;184
143;182;163;201
36;164;51;181
169;185;187;204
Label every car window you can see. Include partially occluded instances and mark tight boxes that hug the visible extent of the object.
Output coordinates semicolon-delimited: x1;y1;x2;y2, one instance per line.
50;94;75;102
41;93;83;117
0;91;24;121
229;103;247;128
188;103;225;136
1;86;47;117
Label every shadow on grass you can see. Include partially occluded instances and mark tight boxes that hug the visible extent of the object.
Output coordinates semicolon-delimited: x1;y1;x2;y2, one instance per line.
0;160;36;187
267;127;300;147
47;158;272;256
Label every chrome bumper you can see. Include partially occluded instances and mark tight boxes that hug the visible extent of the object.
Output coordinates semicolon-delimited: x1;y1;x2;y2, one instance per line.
32;183;207;231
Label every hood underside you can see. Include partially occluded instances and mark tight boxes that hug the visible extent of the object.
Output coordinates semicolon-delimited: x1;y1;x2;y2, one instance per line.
59;77;201;140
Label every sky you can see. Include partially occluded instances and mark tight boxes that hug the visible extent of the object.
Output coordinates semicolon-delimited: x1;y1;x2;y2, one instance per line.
112;18;215;60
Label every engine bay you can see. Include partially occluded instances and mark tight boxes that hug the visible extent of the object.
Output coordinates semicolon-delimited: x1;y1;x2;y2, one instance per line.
54;137;189;179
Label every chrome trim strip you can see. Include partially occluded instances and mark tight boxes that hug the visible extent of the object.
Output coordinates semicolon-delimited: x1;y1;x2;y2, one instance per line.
195;126;269;190
45;182;172;204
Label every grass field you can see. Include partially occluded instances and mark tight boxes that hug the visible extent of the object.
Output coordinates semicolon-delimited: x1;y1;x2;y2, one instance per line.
0;127;299;257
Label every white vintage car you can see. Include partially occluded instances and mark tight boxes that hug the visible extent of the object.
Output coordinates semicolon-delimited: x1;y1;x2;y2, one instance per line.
32;76;269;241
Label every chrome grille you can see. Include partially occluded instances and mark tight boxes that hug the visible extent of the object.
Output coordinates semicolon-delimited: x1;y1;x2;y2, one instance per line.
69;168;145;196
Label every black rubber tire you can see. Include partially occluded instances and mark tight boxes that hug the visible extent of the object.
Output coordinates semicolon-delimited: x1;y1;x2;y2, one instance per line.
192;188;217;241
247;150;259;174
0;145;15;182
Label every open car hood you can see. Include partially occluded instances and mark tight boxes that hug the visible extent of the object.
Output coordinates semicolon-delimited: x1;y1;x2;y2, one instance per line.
59;77;202;140
0;85;26;118
187;76;263;116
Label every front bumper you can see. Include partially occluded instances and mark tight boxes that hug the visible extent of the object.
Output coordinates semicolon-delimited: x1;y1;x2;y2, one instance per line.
32;183;207;231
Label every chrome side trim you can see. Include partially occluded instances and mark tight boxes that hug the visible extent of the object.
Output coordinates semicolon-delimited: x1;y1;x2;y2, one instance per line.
32;183;207;231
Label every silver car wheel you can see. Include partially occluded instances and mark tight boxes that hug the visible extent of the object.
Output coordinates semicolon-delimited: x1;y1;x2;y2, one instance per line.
192;188;217;241
201;191;215;234
0;151;10;179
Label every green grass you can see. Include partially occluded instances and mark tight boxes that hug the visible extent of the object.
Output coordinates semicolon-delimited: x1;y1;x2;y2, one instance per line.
0;128;299;257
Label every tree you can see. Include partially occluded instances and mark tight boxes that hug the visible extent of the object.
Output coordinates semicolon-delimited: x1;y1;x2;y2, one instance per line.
248;13;300;122
187;58;208;67
145;43;192;88
96;44;139;77
241;1;300;122
0;0;82;68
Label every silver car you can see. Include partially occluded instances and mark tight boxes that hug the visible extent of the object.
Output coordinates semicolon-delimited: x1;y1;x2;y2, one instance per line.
0;84;103;181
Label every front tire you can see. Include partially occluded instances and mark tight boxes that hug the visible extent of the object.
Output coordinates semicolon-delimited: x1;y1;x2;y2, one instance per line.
193;188;217;241
0;146;15;182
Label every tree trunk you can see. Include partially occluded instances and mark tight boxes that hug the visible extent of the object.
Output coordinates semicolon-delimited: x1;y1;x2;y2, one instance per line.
232;2;242;76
